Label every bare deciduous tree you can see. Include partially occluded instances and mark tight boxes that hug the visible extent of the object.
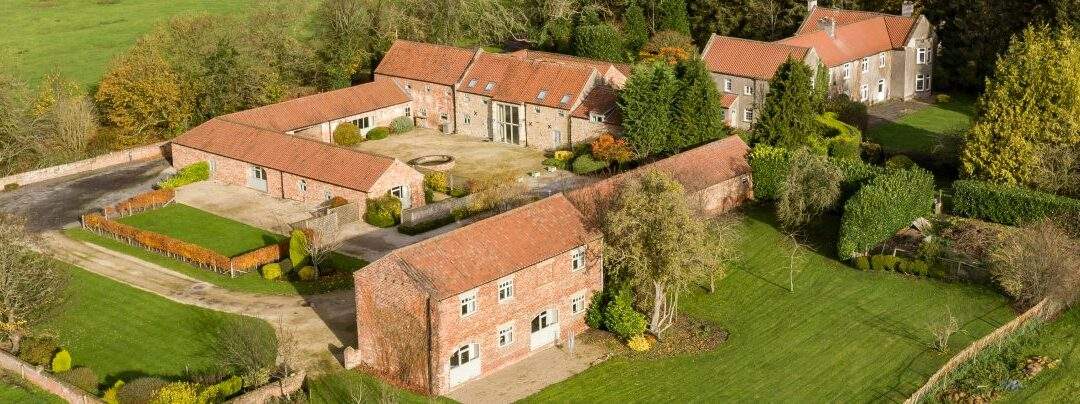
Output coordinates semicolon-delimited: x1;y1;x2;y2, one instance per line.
698;213;743;293
0;215;68;352
301;215;347;273
990;219;1080;309
207;319;278;377
928;307;960;354
783;231;811;293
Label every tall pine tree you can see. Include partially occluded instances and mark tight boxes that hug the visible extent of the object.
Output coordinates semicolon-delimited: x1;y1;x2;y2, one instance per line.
673;58;727;149
751;57;818;149
658;0;691;36
624;1;649;55
619;61;680;159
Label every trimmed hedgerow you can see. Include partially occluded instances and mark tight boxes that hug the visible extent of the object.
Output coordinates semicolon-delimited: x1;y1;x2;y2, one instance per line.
156;161;209;189
816;112;862;160
366;126;391;140
18;336;59;366
750;145;883;201
838;167;935;259
398;215;456;236
952;180;1080;227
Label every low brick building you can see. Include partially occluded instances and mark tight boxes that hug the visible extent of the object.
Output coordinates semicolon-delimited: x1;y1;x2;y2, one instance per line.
171;118;424;209
354;194;602;394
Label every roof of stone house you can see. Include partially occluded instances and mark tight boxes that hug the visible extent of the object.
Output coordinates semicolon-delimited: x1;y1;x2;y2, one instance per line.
172;118;398;192
571;83;621;125
374;40;477;86
565;135;751;217
221;80;411;133
781;7;917;66
721;94;737;109
701;35;811;80
458;52;596;110
372;194;600;301
508;49;632;78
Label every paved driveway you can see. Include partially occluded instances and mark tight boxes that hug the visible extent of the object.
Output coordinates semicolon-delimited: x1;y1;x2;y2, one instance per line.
0;159;170;232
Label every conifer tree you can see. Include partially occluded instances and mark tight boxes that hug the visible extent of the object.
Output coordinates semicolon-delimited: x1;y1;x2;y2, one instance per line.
673;58;727;148
623;1;649;55
619;61;680;159
751;57;818;149
658;0;691;36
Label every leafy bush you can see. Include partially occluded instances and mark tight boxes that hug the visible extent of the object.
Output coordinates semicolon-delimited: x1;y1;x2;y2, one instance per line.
602;288;647;341
838;168;935;258
448;187;469;198
824;93;868;131
332;122;362;146
51;349;72;373
860;141;884;164
241;367;271;388
751;145;883;201
298;265;317;281
854;256;871;271
56;367;98;394
196;375;243;403
398;215;455;236
585;290;608;329
390;116;414;134
885;154;916;170
366;126;390;140
364;194;401;228
18;335;59;366
554;150;574;161
590;133;633;164
157;161;209;189
572;154;610;175
627;335;652;352
149;382;198;404
542;157;569;171
952;180;1080;228
289;229;309;267
118;377;168;404
261;263;282;280
103;380;124;404
424;171;450;193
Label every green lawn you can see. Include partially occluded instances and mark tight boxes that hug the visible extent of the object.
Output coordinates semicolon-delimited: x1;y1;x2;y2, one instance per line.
0;372;64;404
117;203;285;257
35;261;276;386
64;227;366;295
1002;307;1080;402
867;95;976;154
525;208;1014;402
0;0;253;88
306;370;453;404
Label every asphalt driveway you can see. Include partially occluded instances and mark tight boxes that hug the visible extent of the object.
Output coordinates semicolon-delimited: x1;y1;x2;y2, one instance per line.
0;159;171;232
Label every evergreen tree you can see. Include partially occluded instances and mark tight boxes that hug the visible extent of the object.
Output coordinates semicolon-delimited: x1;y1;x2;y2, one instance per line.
673;58;727;148
658;0;691;35
619;61;680;159
961;25;1080;191
811;63;829;113
623;1;649;55
751;57;819;149
573;22;626;62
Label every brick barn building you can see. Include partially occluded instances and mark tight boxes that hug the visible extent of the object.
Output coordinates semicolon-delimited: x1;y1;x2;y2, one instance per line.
353;194;603;394
374;40;477;132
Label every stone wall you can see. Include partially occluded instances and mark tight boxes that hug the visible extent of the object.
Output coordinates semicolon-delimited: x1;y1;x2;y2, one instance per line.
523;104;573;150
378;76;455;131
0;142;166;188
227;371;306;404
0;350;103;404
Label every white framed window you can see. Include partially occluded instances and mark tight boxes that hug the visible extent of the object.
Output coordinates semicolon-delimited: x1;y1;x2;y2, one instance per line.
843;63;851;79
877;79;886;95
861;58;869;73
723;79;732;93
297;179;307;192
464;94;470;101
404;106;411;117
879;53;886;68
350;116;371;130
916;74;931;91
743;108;753;122
418;108;427;118
536;90;547;101
498;279;513;302
730;109;736;120
859;84;869;101
590;113;605;123
559;94;571;105
425;85;431;93
571;246;586;271
557;111;565;118
464;115;471;125
552;130;562;145
459;290;477;317
571;294;586;314
916;48;929;64
440;113;449;123
252;166;267;180
497;325;514;347
404;83;412;93
743;85;752;95
323;190;332;201
449;343;478;369
534;106;541;114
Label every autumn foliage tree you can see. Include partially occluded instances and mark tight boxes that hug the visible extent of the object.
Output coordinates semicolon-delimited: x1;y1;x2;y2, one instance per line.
0;215;68;353
95;48;191;146
590;133;633;165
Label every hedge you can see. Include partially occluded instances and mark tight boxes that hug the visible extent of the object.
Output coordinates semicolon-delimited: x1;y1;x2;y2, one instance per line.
952;180;1080;227
398;214;456;236
816;112;862;161
571;154;609;175
103;189;175;217
749;145;883;201
837;167;935;258
364;194;401;228
157;161;209;189
366;126;390;140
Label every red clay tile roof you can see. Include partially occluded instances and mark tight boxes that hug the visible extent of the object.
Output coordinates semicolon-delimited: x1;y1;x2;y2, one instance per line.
784;7;917;66
376;194;600;300
222;80;410;132
701;35;811;80
375;40;477;86
459;52;596;110
571;84;621;125
173;118;396;192
721;94;737;108
566;135;751;215
508;49;632;79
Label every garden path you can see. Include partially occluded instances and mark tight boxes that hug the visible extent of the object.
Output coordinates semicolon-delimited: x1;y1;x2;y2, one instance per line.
39;232;355;370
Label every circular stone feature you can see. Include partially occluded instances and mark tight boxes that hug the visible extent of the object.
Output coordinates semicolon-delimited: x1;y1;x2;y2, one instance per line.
408;154;456;171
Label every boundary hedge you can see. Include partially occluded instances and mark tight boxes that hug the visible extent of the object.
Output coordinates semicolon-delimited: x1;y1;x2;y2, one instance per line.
102;188;175;218
749;145;882;201
838;167;935;258
952;180;1080;227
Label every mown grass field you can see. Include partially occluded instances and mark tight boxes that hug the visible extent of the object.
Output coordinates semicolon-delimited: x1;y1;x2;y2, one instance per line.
1002;307;1080;402
306;370;454;404
867;95;977;154
0;0;253;88
35;261;276;385
117;203;285;257
525;208;1014;402
0;373;64;404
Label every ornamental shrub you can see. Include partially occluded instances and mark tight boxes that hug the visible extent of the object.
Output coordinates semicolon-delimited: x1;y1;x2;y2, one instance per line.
554;150;574;161
952;180;1080;228
398;215;455;236
424;171;450;193
150;382;198;404
869;255;887;271
51;349;72;373
289;229;309;267
18;335;59;366
103;380;124;404
854;256;871;271
332;122;362;146
602;288;647;341
364;195;401;227
749;145;788;200
118;377;168;404
261;263;282;280
627;335;652;352
390;116;414;133
885;154;917;170
57;367;98;394
542;157;569;171
366;126;390;140
816;112;863;161
157;161;210;189
298;265;317;281
838;168;935;258
571;153;610;175
585;290;608;329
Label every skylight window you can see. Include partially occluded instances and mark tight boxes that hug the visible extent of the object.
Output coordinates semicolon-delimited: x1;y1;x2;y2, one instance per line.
559;94;571;104
484;82;495;91
467;79;477;87
536;89;548;101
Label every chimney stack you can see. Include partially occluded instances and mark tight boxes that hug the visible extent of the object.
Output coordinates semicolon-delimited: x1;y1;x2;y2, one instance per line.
902;1;914;17
817;17;836;38
808;0;817;11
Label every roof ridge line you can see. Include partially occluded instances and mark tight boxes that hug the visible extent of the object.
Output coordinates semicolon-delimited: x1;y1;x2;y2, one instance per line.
816;6;909;20
212;116;399;163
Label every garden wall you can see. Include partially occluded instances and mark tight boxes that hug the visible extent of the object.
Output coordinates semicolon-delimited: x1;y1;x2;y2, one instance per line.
227;371;305;404
0;142;166;189
0;350;103;404
400;193;477;227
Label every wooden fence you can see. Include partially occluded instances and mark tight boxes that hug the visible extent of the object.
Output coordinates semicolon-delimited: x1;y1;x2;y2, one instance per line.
0;350;103;404
904;298;1061;403
101;188;175;219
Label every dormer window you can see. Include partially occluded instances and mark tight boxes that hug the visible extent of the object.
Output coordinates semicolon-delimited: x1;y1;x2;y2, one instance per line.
467;79;477;87
536;90;547;101
559;94;571;105
484;82;495;91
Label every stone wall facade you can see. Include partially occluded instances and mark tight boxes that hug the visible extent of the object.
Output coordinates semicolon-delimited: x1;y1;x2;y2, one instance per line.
709;73;768;130
376;76;456;131
524;103;574;150
455;92;493;140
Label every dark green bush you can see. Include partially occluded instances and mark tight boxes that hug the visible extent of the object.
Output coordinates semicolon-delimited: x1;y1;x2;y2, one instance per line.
18;335;59;366
602;287;647;340
885;154;916;170
366;126;390;140
156;161;209;189
869;255;887;271
542;157;569;171
751;144;883;201
854;256;871;271
398;215;456;236
364;209;395;228
57;367;98;394
424;188;435;203
118;377;168;404
824;93;868;131
838;168;935;258
571;154;609;175
390;116;414;134
952;180;1080;228
585;291;607;329
333;122;362;146
860;141;884;164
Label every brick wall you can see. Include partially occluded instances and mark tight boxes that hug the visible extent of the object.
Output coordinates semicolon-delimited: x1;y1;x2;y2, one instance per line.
355;259;432;391
368;160;425;208
0;350;103;404
524;104;573;150
0;141;166;188
693;174;753;216
378;76;456;130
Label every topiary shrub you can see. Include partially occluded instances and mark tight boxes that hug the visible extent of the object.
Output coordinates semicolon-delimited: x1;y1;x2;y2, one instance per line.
885;154;916;170
51;348;72;373
118;377;168;404
854;256;871;271
390;116;414;134
366;126;390;140
571;153;609;175
838;168;935;258
298;266;317;281
56;367;98;394
103;380;124;404
157;161;210;189
289;229;309;267
816;112;863;161
149;382;198;404
333;122;362;146
261;263;282;280
18;335;59;366
602;288;647;341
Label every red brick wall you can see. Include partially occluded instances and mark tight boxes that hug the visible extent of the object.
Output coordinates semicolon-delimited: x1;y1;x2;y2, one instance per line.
694;174;753;216
368;160;426;208
376;76;456;131
428;238;603;394
354;259;432;391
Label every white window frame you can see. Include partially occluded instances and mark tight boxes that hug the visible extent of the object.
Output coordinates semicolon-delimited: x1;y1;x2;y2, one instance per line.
916;48;929;64
571;293;586;314
498;279;514;302
916;74;931;91
859;84;869;101
449;343;478;369
534;106;541;114
464;115;471;125
743;85;752;96
570;246;586;271
843;63;851;79
323;190;332;201
350;116;371;130
404;106;411;117
743;108;753;122
467;79;477;88
877;79;886;96
723;78;732;93
551;130;562;145
464;94;470;101
879;53;886;68
861;58;869;73
559;94;571;105
497;324;514;347
484;82;495;91
297;179;307;192
589;113;605;123
459;290;477;317
425;85;431;93
557;111;565;118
